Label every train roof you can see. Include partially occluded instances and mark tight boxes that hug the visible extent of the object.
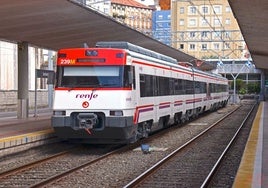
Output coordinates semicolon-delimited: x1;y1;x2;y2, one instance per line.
96;41;177;65
95;41;226;81
193;68;228;81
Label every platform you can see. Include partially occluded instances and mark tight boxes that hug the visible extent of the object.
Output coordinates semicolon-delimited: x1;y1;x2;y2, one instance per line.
0;110;55;150
233;101;268;188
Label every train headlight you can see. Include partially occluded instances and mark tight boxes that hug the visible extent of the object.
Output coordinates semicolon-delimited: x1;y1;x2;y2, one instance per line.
110;110;123;116
53;111;66;116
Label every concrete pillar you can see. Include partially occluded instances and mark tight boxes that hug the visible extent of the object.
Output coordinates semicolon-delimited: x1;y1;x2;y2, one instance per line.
17;42;29;118
260;71;265;101
48;50;54;108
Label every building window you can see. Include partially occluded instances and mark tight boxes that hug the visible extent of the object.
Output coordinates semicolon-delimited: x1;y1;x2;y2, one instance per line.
179;32;184;40
226;6;231;13
180;7;184;14
214;43;220;50
189;31;196;38
189;6;197;15
213;31;221;39
200;18;208;26
201;6;209;14
224;31;231;38
179;19;184;26
214;18;221;26
180;44;184;49
201;31;209;38
225;43;230;49
158;15;163;19
104;8;109;14
189;18;197;26
157;23;163;27
189;44;196;50
201;43;208;50
213;5;222;14
225;18;231;25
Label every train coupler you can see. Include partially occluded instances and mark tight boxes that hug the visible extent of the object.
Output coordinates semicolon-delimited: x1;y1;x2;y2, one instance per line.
77;113;98;129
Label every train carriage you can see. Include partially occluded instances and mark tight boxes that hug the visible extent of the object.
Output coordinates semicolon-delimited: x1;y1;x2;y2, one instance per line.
51;41;229;144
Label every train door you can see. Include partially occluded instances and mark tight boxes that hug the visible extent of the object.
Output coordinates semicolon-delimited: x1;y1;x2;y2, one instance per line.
207;82;211;99
153;75;159;124
128;65;136;105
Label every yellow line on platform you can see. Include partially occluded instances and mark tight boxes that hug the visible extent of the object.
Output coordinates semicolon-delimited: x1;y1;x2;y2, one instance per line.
0;128;54;143
232;102;263;188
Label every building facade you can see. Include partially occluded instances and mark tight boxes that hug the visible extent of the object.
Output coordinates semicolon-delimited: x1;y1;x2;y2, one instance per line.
111;0;153;34
77;0;111;14
0;40;55;111
79;0;154;35
152;10;171;46
171;0;245;60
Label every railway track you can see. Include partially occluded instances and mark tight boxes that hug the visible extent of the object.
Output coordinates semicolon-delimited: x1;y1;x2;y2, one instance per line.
0;144;121;188
0;102;254;187
124;101;257;187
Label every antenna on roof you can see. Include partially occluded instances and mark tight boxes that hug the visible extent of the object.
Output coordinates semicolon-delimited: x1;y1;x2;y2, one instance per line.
83;43;89;48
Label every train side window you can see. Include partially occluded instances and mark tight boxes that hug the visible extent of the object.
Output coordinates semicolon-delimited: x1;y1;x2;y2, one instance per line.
194;81;201;94
207;83;211;97
153;76;159;96
185;80;194;94
159;76;169;96
169;78;174;95
140;74;154;97
174;79;185;95
145;75;154;97
194;81;206;94
140;74;145;97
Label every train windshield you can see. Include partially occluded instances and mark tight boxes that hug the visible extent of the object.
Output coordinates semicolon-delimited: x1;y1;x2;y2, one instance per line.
56;65;134;89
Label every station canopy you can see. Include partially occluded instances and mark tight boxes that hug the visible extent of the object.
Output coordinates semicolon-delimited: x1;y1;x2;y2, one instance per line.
0;0;194;64
228;0;268;70
0;0;267;70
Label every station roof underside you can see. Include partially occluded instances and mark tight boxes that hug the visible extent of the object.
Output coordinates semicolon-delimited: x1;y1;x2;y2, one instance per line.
228;0;268;70
0;0;267;70
0;0;194;63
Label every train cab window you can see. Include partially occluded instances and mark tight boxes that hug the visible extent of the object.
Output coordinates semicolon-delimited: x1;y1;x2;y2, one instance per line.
56;66;125;88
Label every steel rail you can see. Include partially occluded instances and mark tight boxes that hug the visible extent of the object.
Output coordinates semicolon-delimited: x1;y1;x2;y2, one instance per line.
123;105;240;188
0;149;73;179
200;102;257;187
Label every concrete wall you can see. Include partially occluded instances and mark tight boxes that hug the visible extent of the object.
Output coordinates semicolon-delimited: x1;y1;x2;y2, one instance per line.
0;90;48;112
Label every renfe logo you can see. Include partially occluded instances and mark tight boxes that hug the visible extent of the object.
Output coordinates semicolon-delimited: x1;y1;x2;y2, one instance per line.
76;92;98;101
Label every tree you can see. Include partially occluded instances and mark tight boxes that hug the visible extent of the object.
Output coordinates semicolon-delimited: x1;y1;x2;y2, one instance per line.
231;79;245;93
247;82;261;94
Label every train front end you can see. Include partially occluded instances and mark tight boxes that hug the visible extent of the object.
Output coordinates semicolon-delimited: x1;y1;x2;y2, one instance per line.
51;48;137;144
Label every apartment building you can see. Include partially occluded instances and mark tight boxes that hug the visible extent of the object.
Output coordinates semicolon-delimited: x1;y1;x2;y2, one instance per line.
171;0;245;60
80;0;154;35
111;0;153;34
152;10;171;46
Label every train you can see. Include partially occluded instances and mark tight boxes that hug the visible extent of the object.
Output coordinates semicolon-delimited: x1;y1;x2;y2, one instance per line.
51;41;229;144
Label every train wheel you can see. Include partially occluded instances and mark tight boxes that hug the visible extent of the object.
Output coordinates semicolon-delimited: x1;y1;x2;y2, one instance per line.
137;121;151;138
174;113;181;125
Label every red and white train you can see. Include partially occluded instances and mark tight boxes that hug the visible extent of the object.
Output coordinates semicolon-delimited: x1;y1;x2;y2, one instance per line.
52;41;229;144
